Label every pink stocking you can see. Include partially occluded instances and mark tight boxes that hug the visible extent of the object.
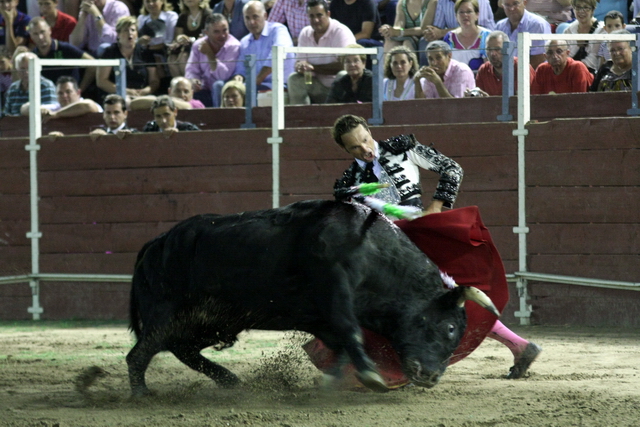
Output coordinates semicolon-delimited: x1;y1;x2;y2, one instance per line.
488;320;529;358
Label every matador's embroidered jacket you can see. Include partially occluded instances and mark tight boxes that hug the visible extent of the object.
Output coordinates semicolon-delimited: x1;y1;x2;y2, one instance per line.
333;134;463;209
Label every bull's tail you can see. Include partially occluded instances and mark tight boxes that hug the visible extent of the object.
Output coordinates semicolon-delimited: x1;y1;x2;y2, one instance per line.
129;238;157;339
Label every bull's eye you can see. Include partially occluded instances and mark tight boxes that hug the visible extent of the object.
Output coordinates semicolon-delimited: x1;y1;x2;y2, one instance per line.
447;324;456;338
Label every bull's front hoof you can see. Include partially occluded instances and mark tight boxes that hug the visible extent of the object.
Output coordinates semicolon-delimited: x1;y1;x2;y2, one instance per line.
130;387;154;399
355;370;389;393
216;372;240;389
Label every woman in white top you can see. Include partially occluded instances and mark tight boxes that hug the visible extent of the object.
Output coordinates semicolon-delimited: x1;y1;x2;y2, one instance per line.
442;0;490;72
562;0;605;73
382;45;419;101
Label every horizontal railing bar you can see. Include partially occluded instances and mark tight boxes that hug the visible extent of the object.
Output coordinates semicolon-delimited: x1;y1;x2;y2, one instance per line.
514;271;640;291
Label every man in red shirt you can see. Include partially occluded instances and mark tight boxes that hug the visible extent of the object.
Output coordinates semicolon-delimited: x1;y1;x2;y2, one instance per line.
531;39;593;94
38;0;77;42
472;30;535;96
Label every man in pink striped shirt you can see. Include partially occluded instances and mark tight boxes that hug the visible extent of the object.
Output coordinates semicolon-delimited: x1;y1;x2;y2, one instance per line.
267;0;308;45
414;40;475;98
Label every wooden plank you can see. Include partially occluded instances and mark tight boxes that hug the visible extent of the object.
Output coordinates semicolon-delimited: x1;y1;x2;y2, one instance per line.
39;164;272;197
0;195;30;221
528;283;640;327
0;246;30;274
527;149;639;186
529;92;630;122
455;190;518;226
0;220;30;246
529;224;640;254
39;192;273;224
527;187;640;223
528;254;640;283
40;252;136;275
37;130;273;171
527;116;640;151
0;167;29;194
39;222;176;253
0;283;32;320
39;282;129;320
0;138;30;168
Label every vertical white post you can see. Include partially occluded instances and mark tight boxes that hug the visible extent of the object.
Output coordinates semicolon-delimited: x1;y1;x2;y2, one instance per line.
268;46;285;208
26;56;44;320
513;32;532;325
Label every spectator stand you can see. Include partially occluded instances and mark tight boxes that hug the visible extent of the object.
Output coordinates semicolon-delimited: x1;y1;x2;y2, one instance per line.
509;30;639;325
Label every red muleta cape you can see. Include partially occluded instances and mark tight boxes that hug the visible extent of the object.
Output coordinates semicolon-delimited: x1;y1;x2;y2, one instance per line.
303;206;510;388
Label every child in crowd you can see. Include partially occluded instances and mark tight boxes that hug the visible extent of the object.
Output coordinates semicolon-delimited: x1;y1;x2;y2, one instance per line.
0;47;12;94
597;10;626;66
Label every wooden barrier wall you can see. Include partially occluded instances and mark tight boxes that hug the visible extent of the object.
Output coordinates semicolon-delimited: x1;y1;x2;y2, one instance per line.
0;116;638;325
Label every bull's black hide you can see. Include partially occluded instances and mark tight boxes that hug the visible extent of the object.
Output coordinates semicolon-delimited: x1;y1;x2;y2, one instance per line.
127;200;478;396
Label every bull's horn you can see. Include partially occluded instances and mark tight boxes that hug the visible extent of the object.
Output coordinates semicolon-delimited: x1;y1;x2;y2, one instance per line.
457;286;501;317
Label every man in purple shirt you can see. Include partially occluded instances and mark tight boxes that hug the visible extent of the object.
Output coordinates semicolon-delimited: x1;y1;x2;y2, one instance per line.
414;40;475;98
185;13;240;107
495;0;551;69
232;0;294;90
68;0;129;56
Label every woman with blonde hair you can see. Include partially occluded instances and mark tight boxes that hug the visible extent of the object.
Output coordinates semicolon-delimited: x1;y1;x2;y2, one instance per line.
138;0;179;49
98;16;160;98
383;45;418;100
221;80;245;107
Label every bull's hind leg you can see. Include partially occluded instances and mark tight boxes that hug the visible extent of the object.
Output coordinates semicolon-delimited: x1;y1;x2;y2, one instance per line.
169;343;240;388
126;338;162;397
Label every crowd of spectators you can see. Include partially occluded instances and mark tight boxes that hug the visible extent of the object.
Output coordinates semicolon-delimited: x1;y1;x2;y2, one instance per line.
0;0;637;122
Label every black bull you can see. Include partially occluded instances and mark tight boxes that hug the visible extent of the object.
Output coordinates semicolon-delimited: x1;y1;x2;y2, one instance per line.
127;200;499;396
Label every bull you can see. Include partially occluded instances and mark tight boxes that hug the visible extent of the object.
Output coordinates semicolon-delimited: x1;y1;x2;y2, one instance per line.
127;200;499;396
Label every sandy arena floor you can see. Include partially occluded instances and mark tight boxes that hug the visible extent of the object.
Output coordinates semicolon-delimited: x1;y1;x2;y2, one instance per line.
0;322;638;427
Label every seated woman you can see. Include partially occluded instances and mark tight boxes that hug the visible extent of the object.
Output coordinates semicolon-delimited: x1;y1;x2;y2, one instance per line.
382;45;418;101
442;0;490;72
591;32;633;91
168;0;212;77
562;0;605;74
97;16;160;99
221;80;245;107
379;0;427;53
326;44;372;104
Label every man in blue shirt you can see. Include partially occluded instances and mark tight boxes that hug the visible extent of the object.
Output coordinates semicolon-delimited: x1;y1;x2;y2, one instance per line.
495;0;551;69
232;0;294;90
3;51;56;116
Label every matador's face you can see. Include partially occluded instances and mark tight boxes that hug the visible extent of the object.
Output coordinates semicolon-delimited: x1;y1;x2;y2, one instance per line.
341;124;376;163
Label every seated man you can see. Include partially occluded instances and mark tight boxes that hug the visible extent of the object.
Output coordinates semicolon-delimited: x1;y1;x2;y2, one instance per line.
329;0;382;47
471;30;535;96
20;75;102;119
288;0;356;105
89;94;137;138
3;52;56;116
185;13;241;108
494;0;551;70
29;17;96;93
414;40;475;99
38;0;77;42
68;0;130;57
531;39;594;94
129;76;205;111
232;1;294;90
142;95;200;135
267;0;308;45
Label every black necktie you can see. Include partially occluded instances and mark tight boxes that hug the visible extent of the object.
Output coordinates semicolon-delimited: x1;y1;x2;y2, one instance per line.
362;161;378;183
